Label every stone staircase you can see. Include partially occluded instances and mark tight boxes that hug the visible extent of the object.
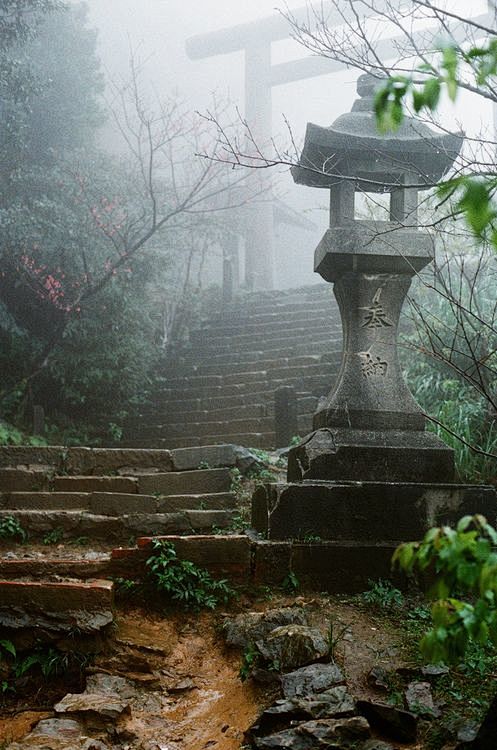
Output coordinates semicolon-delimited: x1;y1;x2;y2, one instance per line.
0;445;254;634
125;284;342;449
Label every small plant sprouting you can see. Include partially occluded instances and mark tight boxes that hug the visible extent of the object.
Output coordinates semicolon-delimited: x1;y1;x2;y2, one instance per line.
302;531;322;544
198;460;211;469
43;527;64;545
0;516;27;543
239;643;259;682
282;571;300;593
146;539;234;610
327;619;351;661
361;579;404;611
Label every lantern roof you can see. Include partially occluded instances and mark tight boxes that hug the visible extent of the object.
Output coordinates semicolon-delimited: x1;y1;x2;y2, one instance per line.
292;73;463;192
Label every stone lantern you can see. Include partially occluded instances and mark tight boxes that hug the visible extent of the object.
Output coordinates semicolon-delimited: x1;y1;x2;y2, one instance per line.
251;74;496;588
287;72;463;484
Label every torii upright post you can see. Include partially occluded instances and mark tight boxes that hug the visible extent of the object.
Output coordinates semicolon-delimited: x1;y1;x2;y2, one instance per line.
186;3;378;291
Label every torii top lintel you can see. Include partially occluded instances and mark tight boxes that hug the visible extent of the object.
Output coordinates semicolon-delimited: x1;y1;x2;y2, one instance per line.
185;2;399;87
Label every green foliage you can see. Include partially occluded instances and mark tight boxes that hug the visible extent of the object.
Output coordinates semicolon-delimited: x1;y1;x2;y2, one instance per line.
402;257;497;483
0;421;47;447
282;571;300;593
394;515;497;665
146;539;234;610
405;362;497;483
239;643;259;682
0;640;90;696
0;516;27;543
113;577;140;599
326;618;350;661
375;41;497;250
301;532;322;543
361;579;404;611
42;527;63;545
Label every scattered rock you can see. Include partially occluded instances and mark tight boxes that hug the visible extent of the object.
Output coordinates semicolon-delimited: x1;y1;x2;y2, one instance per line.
405;680;440;718
357;700;418;743
281;662;344;699
457;720;480;743
360;741;395;750
6;717;109;750
251;686;356;737
256;625;328;671
367;666;390;691
255;717;370;748
224;607;308;649
251;667;282;685
85;673;138;700
54;693;130;720
169;677;196;693
292;686;356;719
422;663;450;677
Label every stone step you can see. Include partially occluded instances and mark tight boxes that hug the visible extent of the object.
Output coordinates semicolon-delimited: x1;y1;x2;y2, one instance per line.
129;432;276;450
189;328;336;350
148;389;316;413
0;556;113;581
157;375;331;399
178;343;337;366
136;467;233;495
164;363;334;389
0;578;114;633
132;415;311;440
131;397;318;424
206;300;336;326
193;315;335;338
182;354;324;376
2;490;237;513
0;446;174;473
53;475;139;494
133;533;251;582
0;467;51;492
0;508;237;539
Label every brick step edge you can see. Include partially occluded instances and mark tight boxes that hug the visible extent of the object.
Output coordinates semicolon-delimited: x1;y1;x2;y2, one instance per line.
0;537;407;595
0;578;114;633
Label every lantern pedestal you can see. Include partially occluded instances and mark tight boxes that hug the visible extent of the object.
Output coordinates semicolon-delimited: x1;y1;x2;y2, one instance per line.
248;73;495;591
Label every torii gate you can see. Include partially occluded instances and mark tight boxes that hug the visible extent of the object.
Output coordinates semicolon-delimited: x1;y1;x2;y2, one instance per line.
186;2;492;291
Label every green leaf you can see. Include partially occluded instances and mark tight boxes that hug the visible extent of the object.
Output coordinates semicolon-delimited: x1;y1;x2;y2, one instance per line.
423;78;441;110
0;640;16;658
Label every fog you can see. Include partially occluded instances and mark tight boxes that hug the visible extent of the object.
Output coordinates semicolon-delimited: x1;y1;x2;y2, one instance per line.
79;0;493;289
83;0;362;289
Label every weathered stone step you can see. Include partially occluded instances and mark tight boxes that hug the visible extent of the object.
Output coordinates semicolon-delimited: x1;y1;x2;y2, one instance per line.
148;389;316;413
157;375;331;399
0;467;51;492
186;354;324;376
53;475;139;493
164;363;334;389
0;578;114;633
129;432;275;450
133;415;310;440
178;343;338;366
0;508;237;539
2;490;237;513
137;467;233;495
189;327;336;350
0;556;113;581
193;315;334;338
0;447;175;473
132;398;318;424
133;533;252;582
206;300;336;326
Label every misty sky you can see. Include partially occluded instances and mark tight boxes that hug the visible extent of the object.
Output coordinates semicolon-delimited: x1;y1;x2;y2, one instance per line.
82;0;494;286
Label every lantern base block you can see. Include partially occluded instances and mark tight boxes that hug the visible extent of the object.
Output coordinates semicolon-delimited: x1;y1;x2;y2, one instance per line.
251;480;496;542
287;427;454;484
